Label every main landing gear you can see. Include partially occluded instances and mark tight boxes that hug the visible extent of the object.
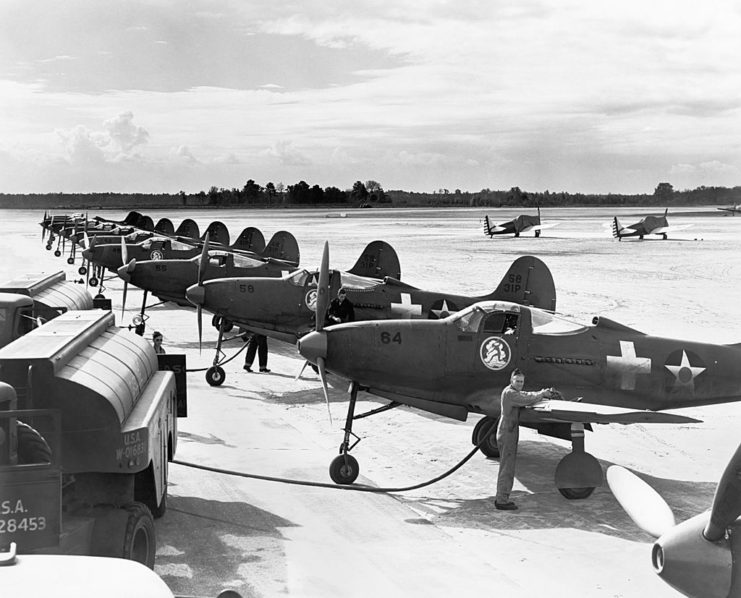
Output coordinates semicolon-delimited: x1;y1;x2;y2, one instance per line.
470;418;602;500
205;317;232;386
329;382;362;484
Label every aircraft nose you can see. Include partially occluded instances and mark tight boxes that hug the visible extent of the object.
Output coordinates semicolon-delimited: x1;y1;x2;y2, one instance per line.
117;259;135;283
298;331;327;364
82;248;92;261
186;283;205;306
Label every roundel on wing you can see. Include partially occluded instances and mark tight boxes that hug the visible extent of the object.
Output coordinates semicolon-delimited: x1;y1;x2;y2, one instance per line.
480;336;511;371
427;298;459;319
305;289;318;312
663;348;706;397
150;250;164;260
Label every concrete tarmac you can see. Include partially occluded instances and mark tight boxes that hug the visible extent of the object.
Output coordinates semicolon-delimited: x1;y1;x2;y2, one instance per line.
4;206;741;597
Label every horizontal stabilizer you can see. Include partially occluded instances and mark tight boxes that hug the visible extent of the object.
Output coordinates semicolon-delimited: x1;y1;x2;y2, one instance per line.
527;399;701;425
534;222;559;230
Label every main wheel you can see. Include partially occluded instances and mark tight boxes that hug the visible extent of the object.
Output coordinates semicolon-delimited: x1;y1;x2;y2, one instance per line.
221;319;234;333
54;249;61;257
329;454;359;485
472;416;500;458
206;366;226;386
16;421;52;464
67;257;74;265
89;276;99;287
78;265;87;275
558;487;595;500
123;502;156;568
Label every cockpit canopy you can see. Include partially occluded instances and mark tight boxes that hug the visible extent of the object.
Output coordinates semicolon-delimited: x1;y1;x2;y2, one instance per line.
450;301;587;336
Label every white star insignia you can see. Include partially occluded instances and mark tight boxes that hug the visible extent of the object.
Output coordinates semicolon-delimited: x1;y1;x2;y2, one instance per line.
665;350;705;389
431;300;454;318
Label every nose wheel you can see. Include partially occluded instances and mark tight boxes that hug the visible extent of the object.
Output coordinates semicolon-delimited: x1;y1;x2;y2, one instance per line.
206;366;225;387
329;454;359;485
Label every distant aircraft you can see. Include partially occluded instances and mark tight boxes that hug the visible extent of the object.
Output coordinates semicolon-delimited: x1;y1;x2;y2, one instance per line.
296;255;741;497
607;441;741;598
717;204;741;215
482;207;557;238
611;209;690;240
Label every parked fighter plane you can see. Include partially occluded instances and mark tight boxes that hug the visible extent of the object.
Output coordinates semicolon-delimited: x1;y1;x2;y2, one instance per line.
611;209;690;240
717;204;741;215
117;232;299;343
187;240;406;385
482;207;556;238
296;252;741;497
608;441;741;598
185;247;556;346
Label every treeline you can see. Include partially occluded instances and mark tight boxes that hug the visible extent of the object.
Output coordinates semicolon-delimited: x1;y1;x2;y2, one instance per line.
0;181;739;209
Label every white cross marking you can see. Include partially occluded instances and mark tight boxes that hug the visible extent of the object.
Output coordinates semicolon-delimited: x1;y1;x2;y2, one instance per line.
391;293;423;318
606;340;651;390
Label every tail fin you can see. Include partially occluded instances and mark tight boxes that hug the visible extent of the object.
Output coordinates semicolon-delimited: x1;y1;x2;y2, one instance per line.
488;256;556;311
231;227;266;254
203;221;230;246
347;240;401;280
483;215;494;237
123;211;144;226
612;217;623;239
263;231;300;265
138;215;154;231
175;218;200;240
155;218;175;236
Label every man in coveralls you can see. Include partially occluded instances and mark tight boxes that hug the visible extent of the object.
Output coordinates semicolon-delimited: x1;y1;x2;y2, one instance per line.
495;368;556;511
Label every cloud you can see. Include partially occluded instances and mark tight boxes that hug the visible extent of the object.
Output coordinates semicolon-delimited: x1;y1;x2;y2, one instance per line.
263;140;311;166
55;125;107;165
104;111;149;153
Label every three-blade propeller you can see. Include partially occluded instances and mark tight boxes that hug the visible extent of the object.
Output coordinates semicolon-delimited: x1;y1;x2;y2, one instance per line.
608;439;741;541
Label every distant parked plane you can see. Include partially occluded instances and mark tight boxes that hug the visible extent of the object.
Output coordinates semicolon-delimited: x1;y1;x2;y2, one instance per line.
482;207;557;238
611;209;691;241
717;204;741;215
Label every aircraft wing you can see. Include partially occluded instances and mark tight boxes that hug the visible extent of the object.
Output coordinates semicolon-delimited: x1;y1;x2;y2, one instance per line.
533;222;559;231
651;224;692;234
526;399;701;425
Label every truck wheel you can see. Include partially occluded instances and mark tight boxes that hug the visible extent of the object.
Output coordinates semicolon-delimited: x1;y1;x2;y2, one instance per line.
123;502;156;568
17;421;52;464
206;366;225;386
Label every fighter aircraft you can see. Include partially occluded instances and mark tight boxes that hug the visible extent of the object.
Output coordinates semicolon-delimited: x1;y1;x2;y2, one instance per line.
117;231;299;343
607;441;741;598
717;204;741;215
296;250;741;497
611;208;690;240
185;246;557;347
482;207;557;238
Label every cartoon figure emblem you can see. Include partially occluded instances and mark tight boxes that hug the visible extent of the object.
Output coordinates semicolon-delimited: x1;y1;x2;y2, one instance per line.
480;336;511;371
150;250;164;260
305;289;318;312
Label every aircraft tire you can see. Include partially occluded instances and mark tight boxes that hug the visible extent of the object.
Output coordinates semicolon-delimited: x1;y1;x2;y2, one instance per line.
558;487;595;500
89;277;98;287
206;366;226;386
54;249;61;257
535;230;541;238
67;257;74;264
472;416;500;459
222;319;234;333
16;421;52;464
78;265;87;275
329;454;359;485
46;244;52;250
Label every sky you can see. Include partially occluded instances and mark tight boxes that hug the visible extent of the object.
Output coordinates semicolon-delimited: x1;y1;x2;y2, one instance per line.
0;0;740;195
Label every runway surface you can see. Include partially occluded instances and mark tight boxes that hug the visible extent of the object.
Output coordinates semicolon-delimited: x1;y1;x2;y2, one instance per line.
4;206;741;597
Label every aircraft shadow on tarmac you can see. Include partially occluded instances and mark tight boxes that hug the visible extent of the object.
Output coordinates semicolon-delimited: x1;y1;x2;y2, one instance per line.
155;495;297;595
409;439;717;542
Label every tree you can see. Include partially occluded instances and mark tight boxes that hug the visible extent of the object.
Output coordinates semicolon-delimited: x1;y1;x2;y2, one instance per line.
265;182;276;205
242;179;262;203
287;180;311;204
350;180;369;204
654;182;674;203
324;186;347;203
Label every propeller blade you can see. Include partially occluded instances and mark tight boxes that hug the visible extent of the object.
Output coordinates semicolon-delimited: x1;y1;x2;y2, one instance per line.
83;231;90;251
121;235;128;266
316;356;332;425
704;441;741;541
315;241;330;332
197;305;203;354
606;465;675;538
121;281;128;318
198;232;210;286
295;360;310;380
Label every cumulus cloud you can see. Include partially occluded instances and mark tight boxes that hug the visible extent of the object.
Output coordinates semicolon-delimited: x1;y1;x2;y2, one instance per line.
172;145;199;163
263;140;311;166
103;111;149;153
55;125;107;165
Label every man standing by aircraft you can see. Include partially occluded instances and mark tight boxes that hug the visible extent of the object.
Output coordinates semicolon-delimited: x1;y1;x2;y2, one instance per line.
327;288;355;324
495;369;557;511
